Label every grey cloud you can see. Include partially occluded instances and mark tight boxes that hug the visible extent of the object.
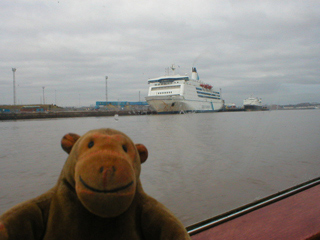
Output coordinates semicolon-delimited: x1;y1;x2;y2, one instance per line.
1;0;320;106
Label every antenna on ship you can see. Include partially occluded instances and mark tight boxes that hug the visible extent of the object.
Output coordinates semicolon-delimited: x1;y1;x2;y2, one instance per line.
165;67;169;75
171;64;176;75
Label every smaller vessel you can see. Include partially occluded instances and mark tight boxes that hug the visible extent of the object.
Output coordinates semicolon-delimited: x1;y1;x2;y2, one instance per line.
243;97;263;111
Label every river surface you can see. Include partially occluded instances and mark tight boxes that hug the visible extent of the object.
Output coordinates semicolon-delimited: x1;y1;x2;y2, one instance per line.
1;110;320;227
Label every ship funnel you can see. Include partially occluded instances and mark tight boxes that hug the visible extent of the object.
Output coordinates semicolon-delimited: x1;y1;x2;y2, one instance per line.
191;67;199;80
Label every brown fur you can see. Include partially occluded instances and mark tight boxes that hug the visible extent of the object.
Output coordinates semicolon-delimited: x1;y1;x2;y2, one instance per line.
0;128;190;240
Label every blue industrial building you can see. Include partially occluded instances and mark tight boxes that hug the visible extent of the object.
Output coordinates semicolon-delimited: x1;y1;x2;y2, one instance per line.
96;101;148;109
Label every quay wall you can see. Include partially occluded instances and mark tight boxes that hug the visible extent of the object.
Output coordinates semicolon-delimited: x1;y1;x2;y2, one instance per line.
0;110;156;121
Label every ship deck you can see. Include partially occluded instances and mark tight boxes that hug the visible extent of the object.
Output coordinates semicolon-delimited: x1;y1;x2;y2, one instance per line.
188;178;320;240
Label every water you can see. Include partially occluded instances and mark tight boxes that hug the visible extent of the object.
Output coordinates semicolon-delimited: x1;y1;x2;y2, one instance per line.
0;110;320;227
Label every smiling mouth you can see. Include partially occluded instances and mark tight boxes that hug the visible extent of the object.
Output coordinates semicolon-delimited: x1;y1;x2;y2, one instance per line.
79;176;133;193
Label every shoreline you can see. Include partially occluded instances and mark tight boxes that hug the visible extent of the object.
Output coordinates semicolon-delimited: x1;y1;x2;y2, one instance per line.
0;110;156;121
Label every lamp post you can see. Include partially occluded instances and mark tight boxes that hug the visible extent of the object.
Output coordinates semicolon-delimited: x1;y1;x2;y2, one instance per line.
42;86;45;105
12;68;16;105
105;76;108;104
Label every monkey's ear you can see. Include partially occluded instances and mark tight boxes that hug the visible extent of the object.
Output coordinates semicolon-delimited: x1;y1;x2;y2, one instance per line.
135;144;148;164
61;133;81;154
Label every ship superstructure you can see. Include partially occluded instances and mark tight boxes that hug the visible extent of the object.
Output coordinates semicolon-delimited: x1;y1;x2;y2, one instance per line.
145;66;224;113
243;97;263;111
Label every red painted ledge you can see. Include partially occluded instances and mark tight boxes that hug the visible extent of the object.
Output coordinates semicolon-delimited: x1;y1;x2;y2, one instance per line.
190;183;320;240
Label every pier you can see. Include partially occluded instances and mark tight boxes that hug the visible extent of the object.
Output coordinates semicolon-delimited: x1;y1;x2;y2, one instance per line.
0;110;156;121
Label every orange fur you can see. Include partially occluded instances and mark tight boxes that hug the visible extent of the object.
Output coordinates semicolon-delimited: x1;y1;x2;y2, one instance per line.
0;128;190;240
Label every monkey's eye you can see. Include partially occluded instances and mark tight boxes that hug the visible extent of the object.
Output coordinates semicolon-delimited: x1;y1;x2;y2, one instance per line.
122;145;127;153
88;141;94;148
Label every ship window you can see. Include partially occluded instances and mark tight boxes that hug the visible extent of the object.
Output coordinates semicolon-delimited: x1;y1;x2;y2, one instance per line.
151;85;180;91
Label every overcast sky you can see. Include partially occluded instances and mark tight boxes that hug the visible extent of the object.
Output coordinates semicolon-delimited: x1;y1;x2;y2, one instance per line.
1;0;319;107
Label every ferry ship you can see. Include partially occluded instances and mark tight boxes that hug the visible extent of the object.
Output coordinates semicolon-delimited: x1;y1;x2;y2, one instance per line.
145;66;224;113
243;97;263;111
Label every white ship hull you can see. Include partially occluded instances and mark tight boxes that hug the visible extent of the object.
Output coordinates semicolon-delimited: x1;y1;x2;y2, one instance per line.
146;95;224;113
244;105;263;111
145;66;224;114
243;97;263;111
